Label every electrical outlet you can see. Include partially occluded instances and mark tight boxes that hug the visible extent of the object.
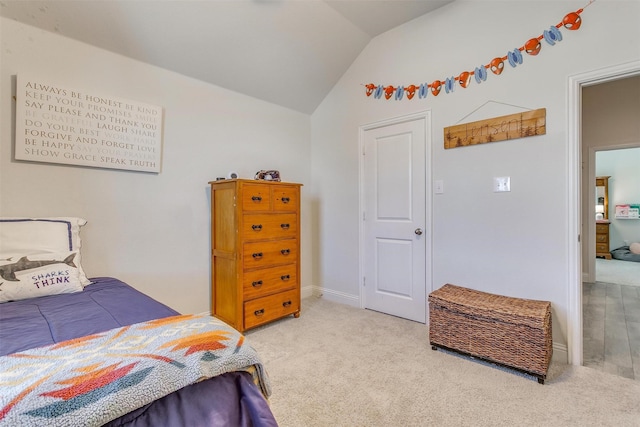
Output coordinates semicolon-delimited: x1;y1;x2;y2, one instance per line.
493;176;511;192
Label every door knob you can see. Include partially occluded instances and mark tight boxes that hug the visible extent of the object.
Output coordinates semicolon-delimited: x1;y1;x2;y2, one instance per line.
415;228;423;235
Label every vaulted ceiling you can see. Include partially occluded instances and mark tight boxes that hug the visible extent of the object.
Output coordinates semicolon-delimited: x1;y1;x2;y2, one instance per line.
0;0;453;113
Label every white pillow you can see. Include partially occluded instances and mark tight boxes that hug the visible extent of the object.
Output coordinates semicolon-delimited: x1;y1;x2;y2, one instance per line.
0;218;91;286
0;251;84;303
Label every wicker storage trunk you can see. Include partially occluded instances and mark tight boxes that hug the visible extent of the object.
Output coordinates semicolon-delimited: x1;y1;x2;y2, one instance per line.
429;284;552;383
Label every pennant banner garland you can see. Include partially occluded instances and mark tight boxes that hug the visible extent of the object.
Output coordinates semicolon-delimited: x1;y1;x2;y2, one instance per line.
364;1;595;101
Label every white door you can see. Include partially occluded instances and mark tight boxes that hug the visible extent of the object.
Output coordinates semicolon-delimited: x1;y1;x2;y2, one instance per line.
362;115;428;323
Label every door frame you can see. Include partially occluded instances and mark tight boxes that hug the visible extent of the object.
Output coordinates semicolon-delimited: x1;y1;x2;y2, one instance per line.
358;111;433;310
567;60;640;366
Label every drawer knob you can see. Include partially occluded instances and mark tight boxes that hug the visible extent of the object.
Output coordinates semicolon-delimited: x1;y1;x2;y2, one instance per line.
251;224;263;231
282;301;292;307
282;197;290;204
252;280;263;288
280;223;290;230
252;252;263;259
254;309;265;317
251;196;262;202
280;249;290;255
281;274;290;281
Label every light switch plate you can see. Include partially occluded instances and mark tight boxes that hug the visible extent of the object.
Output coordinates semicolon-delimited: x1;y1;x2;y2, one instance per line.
493;176;511;192
434;180;444;194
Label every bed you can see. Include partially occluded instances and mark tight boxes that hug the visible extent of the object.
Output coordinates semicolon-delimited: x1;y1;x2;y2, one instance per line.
0;218;278;426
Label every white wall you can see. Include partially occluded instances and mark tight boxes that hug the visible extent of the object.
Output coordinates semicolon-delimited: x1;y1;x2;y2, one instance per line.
310;1;640;358
3;1;639;361
0;18;312;314
597;148;640;248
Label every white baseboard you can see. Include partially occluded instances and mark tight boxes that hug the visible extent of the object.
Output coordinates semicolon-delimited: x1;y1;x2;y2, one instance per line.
300;284;315;300
552;342;568;364
308;285;360;307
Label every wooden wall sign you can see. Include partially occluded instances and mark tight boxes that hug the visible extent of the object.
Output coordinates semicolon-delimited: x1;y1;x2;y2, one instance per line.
444;108;546;149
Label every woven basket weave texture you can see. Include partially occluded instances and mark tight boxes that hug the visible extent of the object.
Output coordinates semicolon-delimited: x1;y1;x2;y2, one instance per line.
429;284;552;377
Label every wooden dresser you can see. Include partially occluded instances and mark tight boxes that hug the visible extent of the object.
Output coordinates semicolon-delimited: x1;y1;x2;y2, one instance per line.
595;220;611;259
209;179;302;331
595;176;611;260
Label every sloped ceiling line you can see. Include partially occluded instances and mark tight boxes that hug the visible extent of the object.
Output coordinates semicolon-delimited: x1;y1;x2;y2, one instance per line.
0;0;453;114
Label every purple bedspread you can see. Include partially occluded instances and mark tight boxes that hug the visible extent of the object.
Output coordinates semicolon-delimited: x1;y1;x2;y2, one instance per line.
0;277;278;427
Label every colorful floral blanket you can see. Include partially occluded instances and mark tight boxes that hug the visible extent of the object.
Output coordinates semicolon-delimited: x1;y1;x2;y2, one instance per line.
0;314;271;426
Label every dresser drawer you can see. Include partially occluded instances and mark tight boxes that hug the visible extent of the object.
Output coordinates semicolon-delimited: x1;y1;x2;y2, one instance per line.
243;239;298;269
243;265;297;300
596;243;609;253
272;185;299;212
596;233;608;243
595;223;609;234
244;289;299;330
241;213;297;240
241;184;272;211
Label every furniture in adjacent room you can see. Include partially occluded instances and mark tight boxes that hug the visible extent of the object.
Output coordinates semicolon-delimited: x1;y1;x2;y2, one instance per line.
596;221;611;259
209;179;302;332
596;176;611;259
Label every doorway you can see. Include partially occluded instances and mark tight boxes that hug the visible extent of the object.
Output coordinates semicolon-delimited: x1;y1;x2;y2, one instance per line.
568;60;640;367
589;146;640;285
583;145;640;380
359;112;432;323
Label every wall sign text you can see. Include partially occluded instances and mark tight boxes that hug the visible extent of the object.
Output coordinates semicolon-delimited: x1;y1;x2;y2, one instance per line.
16;75;163;173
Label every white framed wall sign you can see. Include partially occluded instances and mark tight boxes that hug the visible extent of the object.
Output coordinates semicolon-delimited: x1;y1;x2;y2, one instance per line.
15;75;164;173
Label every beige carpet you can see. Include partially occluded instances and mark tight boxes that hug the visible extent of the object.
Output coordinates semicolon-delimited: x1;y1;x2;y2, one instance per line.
596;258;640;287
246;296;640;427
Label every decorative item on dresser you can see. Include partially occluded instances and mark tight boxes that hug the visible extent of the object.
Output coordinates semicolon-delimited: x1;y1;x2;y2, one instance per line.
595;176;611;259
209;179;302;331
